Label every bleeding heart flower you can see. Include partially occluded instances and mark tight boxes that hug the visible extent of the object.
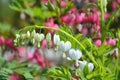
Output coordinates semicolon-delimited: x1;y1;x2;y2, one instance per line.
61;1;66;7
69;49;82;60
53;34;60;45
95;39;102;47
88;63;94;73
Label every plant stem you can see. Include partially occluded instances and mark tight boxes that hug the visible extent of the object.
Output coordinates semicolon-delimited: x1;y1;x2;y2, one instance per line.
100;0;105;42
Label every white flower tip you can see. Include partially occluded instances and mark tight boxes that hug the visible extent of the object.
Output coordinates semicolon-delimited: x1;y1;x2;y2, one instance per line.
88;63;94;72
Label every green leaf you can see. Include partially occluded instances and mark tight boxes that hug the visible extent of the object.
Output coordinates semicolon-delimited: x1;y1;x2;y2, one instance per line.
0;71;10;80
0;58;5;68
24;72;34;80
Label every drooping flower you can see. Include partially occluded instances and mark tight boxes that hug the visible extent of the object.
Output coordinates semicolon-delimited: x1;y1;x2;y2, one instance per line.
69;49;82;60
88;62;94;73
59;41;71;52
106;38;117;46
45;19;58;34
79;61;94;73
53;34;60;45
5;39;17;51
95;39;102;47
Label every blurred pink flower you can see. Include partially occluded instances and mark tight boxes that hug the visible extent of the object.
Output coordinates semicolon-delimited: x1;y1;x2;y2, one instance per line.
106;38;117;46
5;39;17;51
61;1;66;7
17;47;26;57
95;39;102;47
117;0;120;3
62;13;76;26
112;1;118;10
81;27;88;35
0;36;5;46
27;53;34;61
41;39;54;49
45;19;58;34
104;12;110;19
33;49;45;68
9;74;20;80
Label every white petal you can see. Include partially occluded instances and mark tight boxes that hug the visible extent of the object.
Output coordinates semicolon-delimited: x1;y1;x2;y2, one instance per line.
79;61;87;71
69;49;76;60
46;33;51;42
64;41;71;51
59;41;65;51
88;63;94;73
53;34;60;45
76;49;82;60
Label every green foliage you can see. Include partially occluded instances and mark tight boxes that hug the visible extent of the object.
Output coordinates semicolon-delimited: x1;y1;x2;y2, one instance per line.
45;66;72;80
0;71;10;80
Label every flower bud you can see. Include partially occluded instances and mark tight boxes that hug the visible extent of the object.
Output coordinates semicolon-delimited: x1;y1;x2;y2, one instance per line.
26;31;30;38
31;30;36;38
21;34;25;39
69;49;82;60
46;33;51;42
53;34;60;45
88;63;94;73
16;34;20;39
79;61;87;71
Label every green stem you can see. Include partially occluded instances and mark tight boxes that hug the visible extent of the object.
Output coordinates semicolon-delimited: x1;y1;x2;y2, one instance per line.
100;0;105;42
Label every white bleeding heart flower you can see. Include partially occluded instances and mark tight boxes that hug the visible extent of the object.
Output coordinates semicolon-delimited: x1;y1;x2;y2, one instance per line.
69;49;82;60
59;41;65;50
79;61;87;71
40;34;45;41
53;34;60;45
35;33;45;42
88;63;94;73
26;31;30;38
31;30;36;38
79;61;94;73
59;41;71;52
16;34;20;39
46;33;51;42
64;41;71;52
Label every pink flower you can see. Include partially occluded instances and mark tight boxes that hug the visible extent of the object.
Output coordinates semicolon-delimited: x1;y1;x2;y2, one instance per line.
104;12;110;19
41;39;54;49
33;49;45;68
117;0;120;3
45;19;58;34
9;74;20;80
27;53;34;61
74;13;85;25
112;1;118;10
106;38;117;46
95;39;102;47
41;0;48;4
5;39;17;51
17;47;26;57
62;13;76;26
81;27;88;35
0;36;5;46
61;1;66;7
